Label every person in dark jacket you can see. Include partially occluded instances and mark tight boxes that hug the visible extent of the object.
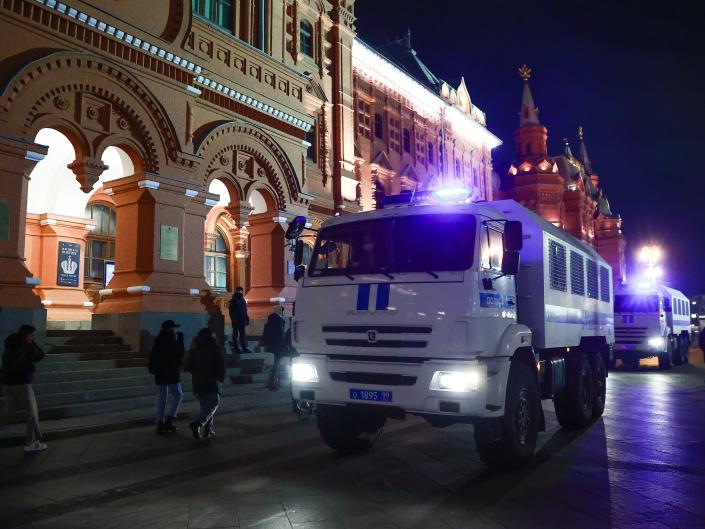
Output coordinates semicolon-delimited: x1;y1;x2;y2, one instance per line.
148;320;185;435
699;330;705;363
229;287;251;354
185;328;225;440
263;306;286;390
0;325;46;452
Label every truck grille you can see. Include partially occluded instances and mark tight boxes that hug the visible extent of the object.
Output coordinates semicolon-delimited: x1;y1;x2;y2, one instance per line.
615;326;648;345
329;372;417;386
322;325;431;349
325;339;427;348
322;325;432;334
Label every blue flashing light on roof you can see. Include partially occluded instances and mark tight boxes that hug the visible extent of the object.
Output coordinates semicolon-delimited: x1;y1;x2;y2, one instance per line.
431;186;471;202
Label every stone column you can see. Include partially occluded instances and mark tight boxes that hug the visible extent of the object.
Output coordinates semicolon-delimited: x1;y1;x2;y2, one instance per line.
92;173;215;353
0;135;48;345
245;211;287;319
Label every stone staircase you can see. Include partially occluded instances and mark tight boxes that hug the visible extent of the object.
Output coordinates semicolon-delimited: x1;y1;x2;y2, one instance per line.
0;329;273;424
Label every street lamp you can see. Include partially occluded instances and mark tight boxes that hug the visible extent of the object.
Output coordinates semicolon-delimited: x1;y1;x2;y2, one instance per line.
639;245;663;287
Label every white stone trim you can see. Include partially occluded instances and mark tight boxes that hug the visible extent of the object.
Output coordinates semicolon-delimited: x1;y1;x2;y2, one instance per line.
137;179;160;189
41;300;53;306
189;288;200;295
25;277;41;286
126;285;151;294
272;216;288;223
234;252;248;259
185;189;199;198
269;297;286;303
25;150;46;163
85;224;96;231
83;301;95;307
186;85;202;96
104;188;114;196
39;219;57;226
98;288;113;296
205;198;219;207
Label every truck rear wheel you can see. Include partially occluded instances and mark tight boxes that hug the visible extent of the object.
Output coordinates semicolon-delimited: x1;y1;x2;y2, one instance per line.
474;361;539;469
658;339;673;370
316;405;385;454
553;353;594;429
591;353;607;419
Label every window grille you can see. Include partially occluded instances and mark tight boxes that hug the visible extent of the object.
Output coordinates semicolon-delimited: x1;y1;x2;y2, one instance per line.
548;240;567;292
570;251;585;296
587;259;599;299
599;266;610;301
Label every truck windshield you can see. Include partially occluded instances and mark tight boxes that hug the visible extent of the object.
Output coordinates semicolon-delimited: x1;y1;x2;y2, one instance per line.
309;214;476;277
614;295;659;313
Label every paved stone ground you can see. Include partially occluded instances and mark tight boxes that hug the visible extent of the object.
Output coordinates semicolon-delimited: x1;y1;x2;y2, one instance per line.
1;349;704;529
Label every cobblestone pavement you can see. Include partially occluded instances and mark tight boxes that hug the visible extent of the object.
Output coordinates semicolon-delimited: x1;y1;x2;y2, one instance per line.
1;351;704;529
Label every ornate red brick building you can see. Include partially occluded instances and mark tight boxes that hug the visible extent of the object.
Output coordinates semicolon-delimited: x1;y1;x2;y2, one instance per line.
502;66;626;288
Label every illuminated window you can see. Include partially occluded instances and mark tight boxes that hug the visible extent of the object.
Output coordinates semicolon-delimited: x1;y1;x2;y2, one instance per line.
481;225;503;271
204;230;229;292
192;0;233;32
402;129;411;153
300;20;313;57
356;100;371;139
84;204;116;285
374;113;383;139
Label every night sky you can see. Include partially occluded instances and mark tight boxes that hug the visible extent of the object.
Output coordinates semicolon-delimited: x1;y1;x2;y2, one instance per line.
355;0;705;296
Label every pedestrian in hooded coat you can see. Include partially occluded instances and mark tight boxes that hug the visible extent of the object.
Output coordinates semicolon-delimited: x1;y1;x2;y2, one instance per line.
148;320;185;435
263;306;286;390
229;287;251;354
0;325;46;452
184;328;225;440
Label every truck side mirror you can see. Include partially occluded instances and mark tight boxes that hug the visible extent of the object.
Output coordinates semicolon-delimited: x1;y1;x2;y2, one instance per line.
293;239;304;266
504;221;523;252
294;264;306;281
501;250;520;276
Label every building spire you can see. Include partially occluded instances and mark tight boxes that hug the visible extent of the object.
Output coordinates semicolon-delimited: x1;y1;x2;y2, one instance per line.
563;137;574;159
518;65;540;126
578;126;593;174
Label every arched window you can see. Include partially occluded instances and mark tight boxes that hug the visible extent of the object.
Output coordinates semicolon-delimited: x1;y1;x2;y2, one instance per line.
427;142;434;164
374;113;383;139
402;129;411;153
84;204;116;285
300;20;314;57
204;230;229;292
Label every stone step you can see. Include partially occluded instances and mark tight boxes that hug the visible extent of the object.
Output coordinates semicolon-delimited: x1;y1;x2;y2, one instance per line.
1;377;269;422
42;351;145;363
36;358;148;372
49;343;132;354
33;374;156;395
45;335;124;347
34;366;149;383
46;330;114;337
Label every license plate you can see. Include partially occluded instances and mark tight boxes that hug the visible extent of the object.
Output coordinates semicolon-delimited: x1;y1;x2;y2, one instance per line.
349;388;392;402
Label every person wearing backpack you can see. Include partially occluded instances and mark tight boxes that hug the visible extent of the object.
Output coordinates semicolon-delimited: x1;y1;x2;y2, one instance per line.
0;325;46;452
184;328;226;440
148;320;185;436
263;306;286;390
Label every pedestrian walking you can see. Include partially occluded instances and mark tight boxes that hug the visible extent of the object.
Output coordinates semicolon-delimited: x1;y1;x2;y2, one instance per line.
263;306;286;390
699;329;705;363
148;320;185;436
229;286;251;354
184;328;225;440
0;325;46;452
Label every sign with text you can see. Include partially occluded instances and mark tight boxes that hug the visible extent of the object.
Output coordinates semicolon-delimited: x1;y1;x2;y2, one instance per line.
57;241;80;287
160;224;179;261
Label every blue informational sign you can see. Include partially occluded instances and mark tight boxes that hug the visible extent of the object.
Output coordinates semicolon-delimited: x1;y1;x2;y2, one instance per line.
57;241;80;287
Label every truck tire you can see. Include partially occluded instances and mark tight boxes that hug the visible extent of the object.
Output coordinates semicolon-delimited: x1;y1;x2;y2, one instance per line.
316;405;385;454
681;335;689;364
658;339;673;370
474;361;539;469
591;353;607;419
553;353;594;429
673;335;684;365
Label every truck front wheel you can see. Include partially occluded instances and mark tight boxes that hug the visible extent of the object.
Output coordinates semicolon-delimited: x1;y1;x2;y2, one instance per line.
316;405;386;454
554;353;594;429
658;338;673;370
591;353;607;419
474;361;539;469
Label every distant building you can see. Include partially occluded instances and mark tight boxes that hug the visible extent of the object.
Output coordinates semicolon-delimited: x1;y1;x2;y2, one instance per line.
501;66;627;288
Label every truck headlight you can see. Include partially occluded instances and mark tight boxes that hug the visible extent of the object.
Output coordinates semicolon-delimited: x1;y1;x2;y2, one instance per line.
292;362;319;383
647;337;665;348
431;370;480;392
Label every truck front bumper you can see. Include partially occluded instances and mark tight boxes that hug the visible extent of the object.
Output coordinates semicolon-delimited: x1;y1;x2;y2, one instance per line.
290;354;510;420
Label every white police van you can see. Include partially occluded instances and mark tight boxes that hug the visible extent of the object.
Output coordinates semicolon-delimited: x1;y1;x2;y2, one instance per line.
614;285;691;369
289;190;614;468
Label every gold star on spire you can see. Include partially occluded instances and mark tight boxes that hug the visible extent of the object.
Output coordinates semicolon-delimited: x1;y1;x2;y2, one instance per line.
578;126;584;141
518;64;532;81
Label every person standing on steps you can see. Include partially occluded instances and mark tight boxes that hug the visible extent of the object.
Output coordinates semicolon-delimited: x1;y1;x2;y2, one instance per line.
148;320;185;436
263;306;286;390
229;286;251;354
184;328;225;440
0;325;47;453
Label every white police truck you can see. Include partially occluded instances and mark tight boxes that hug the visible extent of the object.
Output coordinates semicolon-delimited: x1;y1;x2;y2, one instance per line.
614;285;691;369
289;191;614;468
